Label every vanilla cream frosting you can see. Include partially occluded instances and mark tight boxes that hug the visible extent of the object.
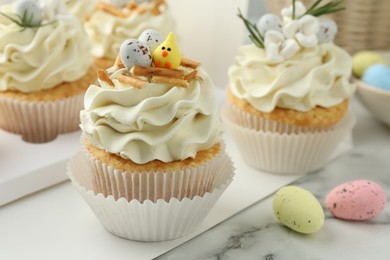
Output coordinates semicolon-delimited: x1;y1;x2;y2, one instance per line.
0;5;92;93
229;43;356;112
66;0;96;21
84;4;175;60
80;67;223;164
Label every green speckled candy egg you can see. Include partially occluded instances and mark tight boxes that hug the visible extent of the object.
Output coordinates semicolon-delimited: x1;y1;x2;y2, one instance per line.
273;186;324;234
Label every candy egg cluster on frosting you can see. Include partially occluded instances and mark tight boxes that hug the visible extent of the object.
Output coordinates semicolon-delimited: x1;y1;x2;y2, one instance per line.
240;1;340;63
99;29;201;89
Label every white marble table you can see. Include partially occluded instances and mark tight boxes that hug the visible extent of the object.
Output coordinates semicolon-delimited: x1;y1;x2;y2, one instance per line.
157;99;390;260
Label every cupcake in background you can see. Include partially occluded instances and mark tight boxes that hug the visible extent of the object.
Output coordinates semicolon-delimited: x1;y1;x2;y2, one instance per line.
222;1;356;175
85;0;175;69
0;0;96;143
67;29;234;241
66;0;96;21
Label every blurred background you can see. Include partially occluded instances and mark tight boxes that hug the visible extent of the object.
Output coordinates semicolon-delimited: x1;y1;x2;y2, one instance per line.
166;0;249;88
1;0;389;87
167;0;267;88
264;0;390;54
169;0;390;87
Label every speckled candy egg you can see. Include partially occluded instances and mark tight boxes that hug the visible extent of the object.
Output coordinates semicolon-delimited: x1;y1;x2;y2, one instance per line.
119;39;152;69
257;14;283;35
362;64;390;92
326;180;387;221
273;186;324;234
138;29;163;53
317;19;337;44
15;0;42;26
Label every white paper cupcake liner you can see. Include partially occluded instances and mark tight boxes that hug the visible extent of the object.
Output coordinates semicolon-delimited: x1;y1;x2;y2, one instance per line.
82;142;232;203
221;105;356;175
67;152;234;241
0;93;84;143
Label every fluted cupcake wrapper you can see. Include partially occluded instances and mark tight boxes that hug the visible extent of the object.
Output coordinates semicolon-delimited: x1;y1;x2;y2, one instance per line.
81;142;233;203
0;93;84;143
222;105;355;175
67;152;234;241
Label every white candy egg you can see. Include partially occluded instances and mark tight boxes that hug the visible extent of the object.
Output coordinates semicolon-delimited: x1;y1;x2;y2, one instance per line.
317;19;337;43
257;14;283;35
281;1;306;19
15;0;42;26
138;29;163;53
120;39;153;69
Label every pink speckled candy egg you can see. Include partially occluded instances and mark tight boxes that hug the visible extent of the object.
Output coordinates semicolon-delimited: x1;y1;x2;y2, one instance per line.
326;180;387;221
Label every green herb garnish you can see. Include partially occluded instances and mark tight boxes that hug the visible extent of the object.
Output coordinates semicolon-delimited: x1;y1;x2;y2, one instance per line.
237;8;264;48
292;0;296;19
237;0;345;50
0;10;55;31
301;0;344;17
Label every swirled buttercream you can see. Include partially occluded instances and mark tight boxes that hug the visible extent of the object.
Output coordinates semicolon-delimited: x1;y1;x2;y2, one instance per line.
0;5;92;93
229;43;356;112
67;0;96;21
84;4;175;60
80;67;223;164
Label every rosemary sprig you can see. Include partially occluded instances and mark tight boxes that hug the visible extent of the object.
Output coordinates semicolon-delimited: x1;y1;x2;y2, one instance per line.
0;10;55;31
301;0;344;17
292;0;296;19
237;9;264;49
237;0;345;50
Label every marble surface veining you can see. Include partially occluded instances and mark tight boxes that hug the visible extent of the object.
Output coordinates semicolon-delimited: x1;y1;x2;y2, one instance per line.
157;98;390;260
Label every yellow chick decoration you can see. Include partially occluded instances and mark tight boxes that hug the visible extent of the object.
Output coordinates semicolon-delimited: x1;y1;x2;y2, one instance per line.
152;32;181;70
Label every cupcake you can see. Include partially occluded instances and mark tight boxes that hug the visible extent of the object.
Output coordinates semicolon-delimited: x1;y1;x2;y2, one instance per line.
0;0;96;143
66;0;96;21
67;30;234;241
84;0;175;69
222;1;356;175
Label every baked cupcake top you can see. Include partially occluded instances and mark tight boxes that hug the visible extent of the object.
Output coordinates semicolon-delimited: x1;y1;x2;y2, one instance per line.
229;1;356;113
85;0;175;60
80;30;223;164
0;0;92;93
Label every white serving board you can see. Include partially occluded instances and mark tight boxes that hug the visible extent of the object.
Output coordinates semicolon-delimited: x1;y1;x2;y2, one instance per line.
0;127;352;259
0;132;300;260
0;130;81;206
